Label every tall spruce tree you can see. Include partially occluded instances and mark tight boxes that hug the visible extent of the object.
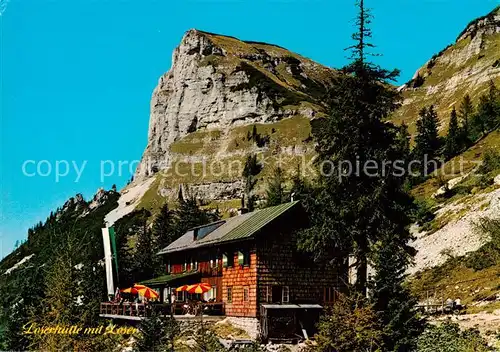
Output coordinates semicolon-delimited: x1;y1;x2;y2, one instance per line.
134;209;156;282
114;209;152;286
31;235;83;351
413;105;441;175
473;80;500;136
444;107;461;159
299;0;413;291
152;203;177;251
395;123;411;161
371;236;425;351
289;164;310;202
175;196;219;235
265;166;287;206
298;0;423;347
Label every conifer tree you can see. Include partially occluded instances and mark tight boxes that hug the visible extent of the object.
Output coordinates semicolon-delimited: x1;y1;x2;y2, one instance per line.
153;203;177;251
265;166;287;207
444;107;461;159
371;236;425;351
32;235;83;351
289;164;309;202
115;209;151;286
300;0;412;293
395;123;411;162
413;105;441;174
242;154;262;211
458;94;474;146
175;196;219;235
134;311;179;352
473;80;500;136
134;209;156;282
298;0;423;348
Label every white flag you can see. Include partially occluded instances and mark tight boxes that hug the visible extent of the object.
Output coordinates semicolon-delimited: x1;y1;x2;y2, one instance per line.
102;228;115;296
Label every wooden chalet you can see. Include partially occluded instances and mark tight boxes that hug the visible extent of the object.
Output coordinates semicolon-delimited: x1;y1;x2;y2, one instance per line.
101;201;347;341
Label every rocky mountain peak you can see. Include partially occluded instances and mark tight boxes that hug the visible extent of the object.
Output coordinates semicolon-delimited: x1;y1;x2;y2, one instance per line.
56;193;88;220
392;6;500;134
456;6;500;42
135;29;337;178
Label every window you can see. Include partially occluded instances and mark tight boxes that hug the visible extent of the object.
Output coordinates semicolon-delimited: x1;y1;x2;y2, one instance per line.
177;290;185;302
282;286;290;303
238;250;251;266
194;221;224;240
182;261;187;272
244;287;249;302
204;285;217;302
210;256;219;269
266;286;272;303
270;285;289;303
166;261;171;273
227;287;233;303
272;286;282;303
192;260;198;271
223;252;234;268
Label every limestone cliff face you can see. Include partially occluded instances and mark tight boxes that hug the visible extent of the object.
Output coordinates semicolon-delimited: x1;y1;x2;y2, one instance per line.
392;6;500;133
136;29;336;178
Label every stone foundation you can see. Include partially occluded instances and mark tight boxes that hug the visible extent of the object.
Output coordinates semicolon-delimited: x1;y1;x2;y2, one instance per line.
221;317;260;339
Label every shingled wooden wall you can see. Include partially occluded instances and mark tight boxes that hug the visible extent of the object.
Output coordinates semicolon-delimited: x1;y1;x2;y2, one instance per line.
255;210;347;307
256;233;345;305
221;248;258;317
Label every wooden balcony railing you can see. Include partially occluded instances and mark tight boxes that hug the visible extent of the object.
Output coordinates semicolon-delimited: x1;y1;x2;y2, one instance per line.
100;302;147;317
100;301;225;318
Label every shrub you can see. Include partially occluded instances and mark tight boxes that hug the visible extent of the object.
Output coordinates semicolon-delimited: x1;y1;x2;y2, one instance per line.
477;150;500;174
417;322;490;352
465;244;498;271
192;327;227;352
413;199;435;226
465;217;500;271
314;293;384;352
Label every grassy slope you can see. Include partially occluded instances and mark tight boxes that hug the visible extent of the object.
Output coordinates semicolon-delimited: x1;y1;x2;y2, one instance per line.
136;115;315;215
411;130;500;201
391;23;500;136
410;258;500;309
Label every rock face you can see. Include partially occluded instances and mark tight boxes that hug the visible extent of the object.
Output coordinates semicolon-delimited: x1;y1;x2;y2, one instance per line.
393;6;500;134
132;8;500;212
136;29;336;178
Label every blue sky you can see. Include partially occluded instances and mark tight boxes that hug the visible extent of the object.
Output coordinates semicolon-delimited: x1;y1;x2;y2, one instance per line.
0;0;497;259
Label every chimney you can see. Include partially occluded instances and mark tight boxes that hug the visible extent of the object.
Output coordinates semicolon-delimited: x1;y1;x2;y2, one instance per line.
238;195;249;215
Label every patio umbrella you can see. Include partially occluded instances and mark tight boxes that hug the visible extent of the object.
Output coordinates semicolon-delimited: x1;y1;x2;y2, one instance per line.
121;284;159;300
120;286;139;294
134;284;159;300
186;283;212;327
186;283;211;294
176;285;189;292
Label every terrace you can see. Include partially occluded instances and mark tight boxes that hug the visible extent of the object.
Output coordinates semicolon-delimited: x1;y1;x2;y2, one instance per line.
99;301;225;321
